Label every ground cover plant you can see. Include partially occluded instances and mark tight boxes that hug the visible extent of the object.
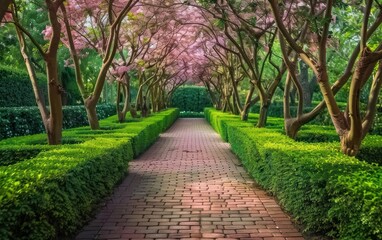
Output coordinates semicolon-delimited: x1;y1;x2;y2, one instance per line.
205;108;382;239
0;108;179;240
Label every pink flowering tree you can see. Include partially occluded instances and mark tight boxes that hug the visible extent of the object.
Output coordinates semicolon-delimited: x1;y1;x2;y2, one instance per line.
58;0;139;129
269;0;382;155
108;9;156;121
123;1;211;115
194;0;286;127
3;1;65;144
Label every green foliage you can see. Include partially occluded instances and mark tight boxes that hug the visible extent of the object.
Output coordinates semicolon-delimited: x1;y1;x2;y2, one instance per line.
61;67;82;105
170;86;212;112
0;65;47;107
357;135;382;165
0;145;53;166
328;171;382;239
295;125;339;143
0;108;179;239
0;104;116;140
205;108;382;239
250;101;347;126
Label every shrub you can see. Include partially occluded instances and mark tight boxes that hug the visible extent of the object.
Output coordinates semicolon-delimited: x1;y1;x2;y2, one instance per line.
205;108;382;239
0;108;179;239
357;135;382;165
0;104;115;140
170;86;212;112
0;65;47;107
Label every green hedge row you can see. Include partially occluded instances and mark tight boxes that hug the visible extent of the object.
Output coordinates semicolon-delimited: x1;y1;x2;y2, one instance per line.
170;86;212;112
250;101;382;134
0;65;47;108
0;108;179;239
0;104;115;140
205;108;382;239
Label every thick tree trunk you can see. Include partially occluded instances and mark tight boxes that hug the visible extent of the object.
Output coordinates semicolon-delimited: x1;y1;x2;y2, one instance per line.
241;84;255;121
299;61;314;107
141;96;148;117
257;101;269;128
115;78;131;123
284;118;302;139
43;1;63;145
240;105;251;121
84;97;99;129
340;132;361;156
256;84;270;128
45;55;63;145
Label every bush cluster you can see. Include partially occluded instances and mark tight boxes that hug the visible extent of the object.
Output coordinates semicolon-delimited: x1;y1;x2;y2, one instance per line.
0;104;116;140
205;108;382;239
0;108;179;239
170;86;212;112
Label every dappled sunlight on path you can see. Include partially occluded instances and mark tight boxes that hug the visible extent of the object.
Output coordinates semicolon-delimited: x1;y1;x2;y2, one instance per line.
76;119;303;240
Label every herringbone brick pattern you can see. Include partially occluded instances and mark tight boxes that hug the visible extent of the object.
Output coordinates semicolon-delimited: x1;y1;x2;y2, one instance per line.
76;118;304;240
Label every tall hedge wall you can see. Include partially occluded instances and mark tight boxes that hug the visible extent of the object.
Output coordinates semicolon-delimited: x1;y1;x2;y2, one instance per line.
170;85;212;112
0;65;47;107
205;108;382;239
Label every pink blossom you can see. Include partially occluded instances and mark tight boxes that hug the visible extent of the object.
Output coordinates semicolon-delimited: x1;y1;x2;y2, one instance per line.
41;26;53;40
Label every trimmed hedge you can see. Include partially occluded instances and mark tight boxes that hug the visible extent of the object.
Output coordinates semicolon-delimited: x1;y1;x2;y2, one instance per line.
251;101;382;134
0;108;179;239
250;101;345;126
170;86;212;112
0;65;47;107
0;104;115;140
205;108;382;239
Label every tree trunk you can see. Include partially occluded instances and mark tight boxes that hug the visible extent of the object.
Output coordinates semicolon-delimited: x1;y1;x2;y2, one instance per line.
84;97;99;129
115;76;131;123
141;96;148;117
299;60;314;107
257;101;269;127
45;55;63;145
14;23;49;128
43;1;63;145
284;118;302;139
256;84;270;128
240;84;255;121
204;81;218;108
340;132;361;156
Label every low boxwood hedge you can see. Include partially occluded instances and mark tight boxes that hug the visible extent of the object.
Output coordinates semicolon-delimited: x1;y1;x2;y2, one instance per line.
205;108;382;239
0;108;179;239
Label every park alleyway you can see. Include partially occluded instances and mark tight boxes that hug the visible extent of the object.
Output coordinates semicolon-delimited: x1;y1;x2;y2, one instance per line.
76;118;304;240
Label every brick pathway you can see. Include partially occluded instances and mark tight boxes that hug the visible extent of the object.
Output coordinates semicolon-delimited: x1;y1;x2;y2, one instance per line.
76;118;304;240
